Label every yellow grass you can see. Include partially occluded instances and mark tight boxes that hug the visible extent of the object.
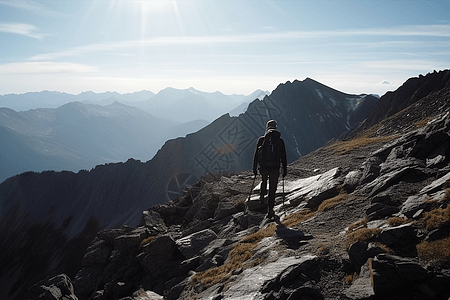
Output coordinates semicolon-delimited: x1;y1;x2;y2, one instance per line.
318;193;347;212
281;209;315;228
347;218;368;232
419;205;450;231
326;136;395;155
387;217;409;227
415;117;435;128
346;227;381;248
140;236;156;247
344;272;358;285
417;237;450;265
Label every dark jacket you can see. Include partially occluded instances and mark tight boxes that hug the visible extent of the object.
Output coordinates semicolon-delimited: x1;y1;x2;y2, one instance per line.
253;129;287;173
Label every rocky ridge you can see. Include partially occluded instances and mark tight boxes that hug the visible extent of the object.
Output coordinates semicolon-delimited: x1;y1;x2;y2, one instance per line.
30;81;450;299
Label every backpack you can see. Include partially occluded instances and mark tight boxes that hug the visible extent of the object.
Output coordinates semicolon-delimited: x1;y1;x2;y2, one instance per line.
258;133;281;168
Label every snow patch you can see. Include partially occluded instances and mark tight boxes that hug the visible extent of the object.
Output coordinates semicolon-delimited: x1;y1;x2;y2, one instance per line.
315;89;323;99
329;97;336;106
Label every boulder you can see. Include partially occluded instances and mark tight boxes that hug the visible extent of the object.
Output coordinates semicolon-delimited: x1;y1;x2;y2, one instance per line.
378;223;417;246
358;156;382;185
348;242;369;272
28;274;78;300
214;199;239;220
284;167;343;210
366;204;399;221
141;234;178;278
81;239;112;267
113;233;142;250
138;210;167;234
344;260;375;300
399;194;428;218
343;170;362;192
261;255;319;294
176;229;218;259
369;254;431;295
222;256;317;299
364;166;419;197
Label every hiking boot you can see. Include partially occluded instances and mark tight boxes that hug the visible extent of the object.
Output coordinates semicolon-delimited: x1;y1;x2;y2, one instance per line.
260;195;265;205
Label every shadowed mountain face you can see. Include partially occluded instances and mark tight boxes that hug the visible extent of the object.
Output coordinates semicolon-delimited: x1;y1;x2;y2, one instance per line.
350;70;450;136
0;77;377;299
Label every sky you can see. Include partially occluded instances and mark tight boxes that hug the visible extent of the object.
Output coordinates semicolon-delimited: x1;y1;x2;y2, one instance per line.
1;0;450;97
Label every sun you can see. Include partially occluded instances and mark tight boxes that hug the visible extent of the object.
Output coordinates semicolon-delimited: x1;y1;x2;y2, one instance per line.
133;0;176;14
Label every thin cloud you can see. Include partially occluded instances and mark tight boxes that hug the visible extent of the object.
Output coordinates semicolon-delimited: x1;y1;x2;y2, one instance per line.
0;22;45;39
29;24;450;60
0;62;97;74
0;0;61;16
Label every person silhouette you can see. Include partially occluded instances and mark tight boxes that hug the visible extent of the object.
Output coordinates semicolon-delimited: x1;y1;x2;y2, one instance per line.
253;120;287;219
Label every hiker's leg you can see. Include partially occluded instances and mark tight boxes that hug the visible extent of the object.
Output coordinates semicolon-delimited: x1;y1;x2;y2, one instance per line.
260;168;268;203
267;169;279;216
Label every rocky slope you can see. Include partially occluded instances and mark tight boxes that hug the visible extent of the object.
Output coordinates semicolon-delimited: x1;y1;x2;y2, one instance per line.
26;70;450;300
33;101;450;300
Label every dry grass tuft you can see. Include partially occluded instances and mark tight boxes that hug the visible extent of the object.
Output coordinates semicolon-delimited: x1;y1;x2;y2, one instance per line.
191;223;277;287
346;227;381;248
374;243;393;254
387;217;409;227
140;236;156;247
415;117;436;128
417;237;450;266
344;272;358;285
325;133;396;155
281;209;315;228
318;192;348;212
347;218;368;232
419;205;450;231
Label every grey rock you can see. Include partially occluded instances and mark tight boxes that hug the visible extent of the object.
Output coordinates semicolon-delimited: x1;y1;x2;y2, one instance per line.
284;167;343;210
81;239;112;267
142;234;176;257
370;254;431;295
138;210;167;234
114;233;141;250
179;256;202;274
176;229;218;259
348;242;368;272
359;156;382;185
275;227;313;240
344;260;375;300
367;205;399;221
214;199;239;220
378;223;417;246
426;227;450;241
222;256;317;299
29;274;78;300
73;267;103;297
400;194;428;218
343;170;362;192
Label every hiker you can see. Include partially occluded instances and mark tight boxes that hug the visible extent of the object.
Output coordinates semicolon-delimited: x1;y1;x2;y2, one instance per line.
253;119;287;219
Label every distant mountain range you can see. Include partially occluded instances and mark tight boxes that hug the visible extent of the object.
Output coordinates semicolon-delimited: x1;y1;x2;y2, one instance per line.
0;88;269;123
0;88;268;183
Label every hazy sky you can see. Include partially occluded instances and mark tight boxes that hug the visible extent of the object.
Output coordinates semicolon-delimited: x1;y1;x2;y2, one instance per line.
1;0;450;96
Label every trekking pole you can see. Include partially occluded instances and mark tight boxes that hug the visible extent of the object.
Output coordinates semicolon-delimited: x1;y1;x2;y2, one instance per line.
245;174;257;216
282;176;286;216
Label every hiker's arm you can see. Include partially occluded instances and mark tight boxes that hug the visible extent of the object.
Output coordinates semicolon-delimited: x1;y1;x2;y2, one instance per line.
253;137;263;174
